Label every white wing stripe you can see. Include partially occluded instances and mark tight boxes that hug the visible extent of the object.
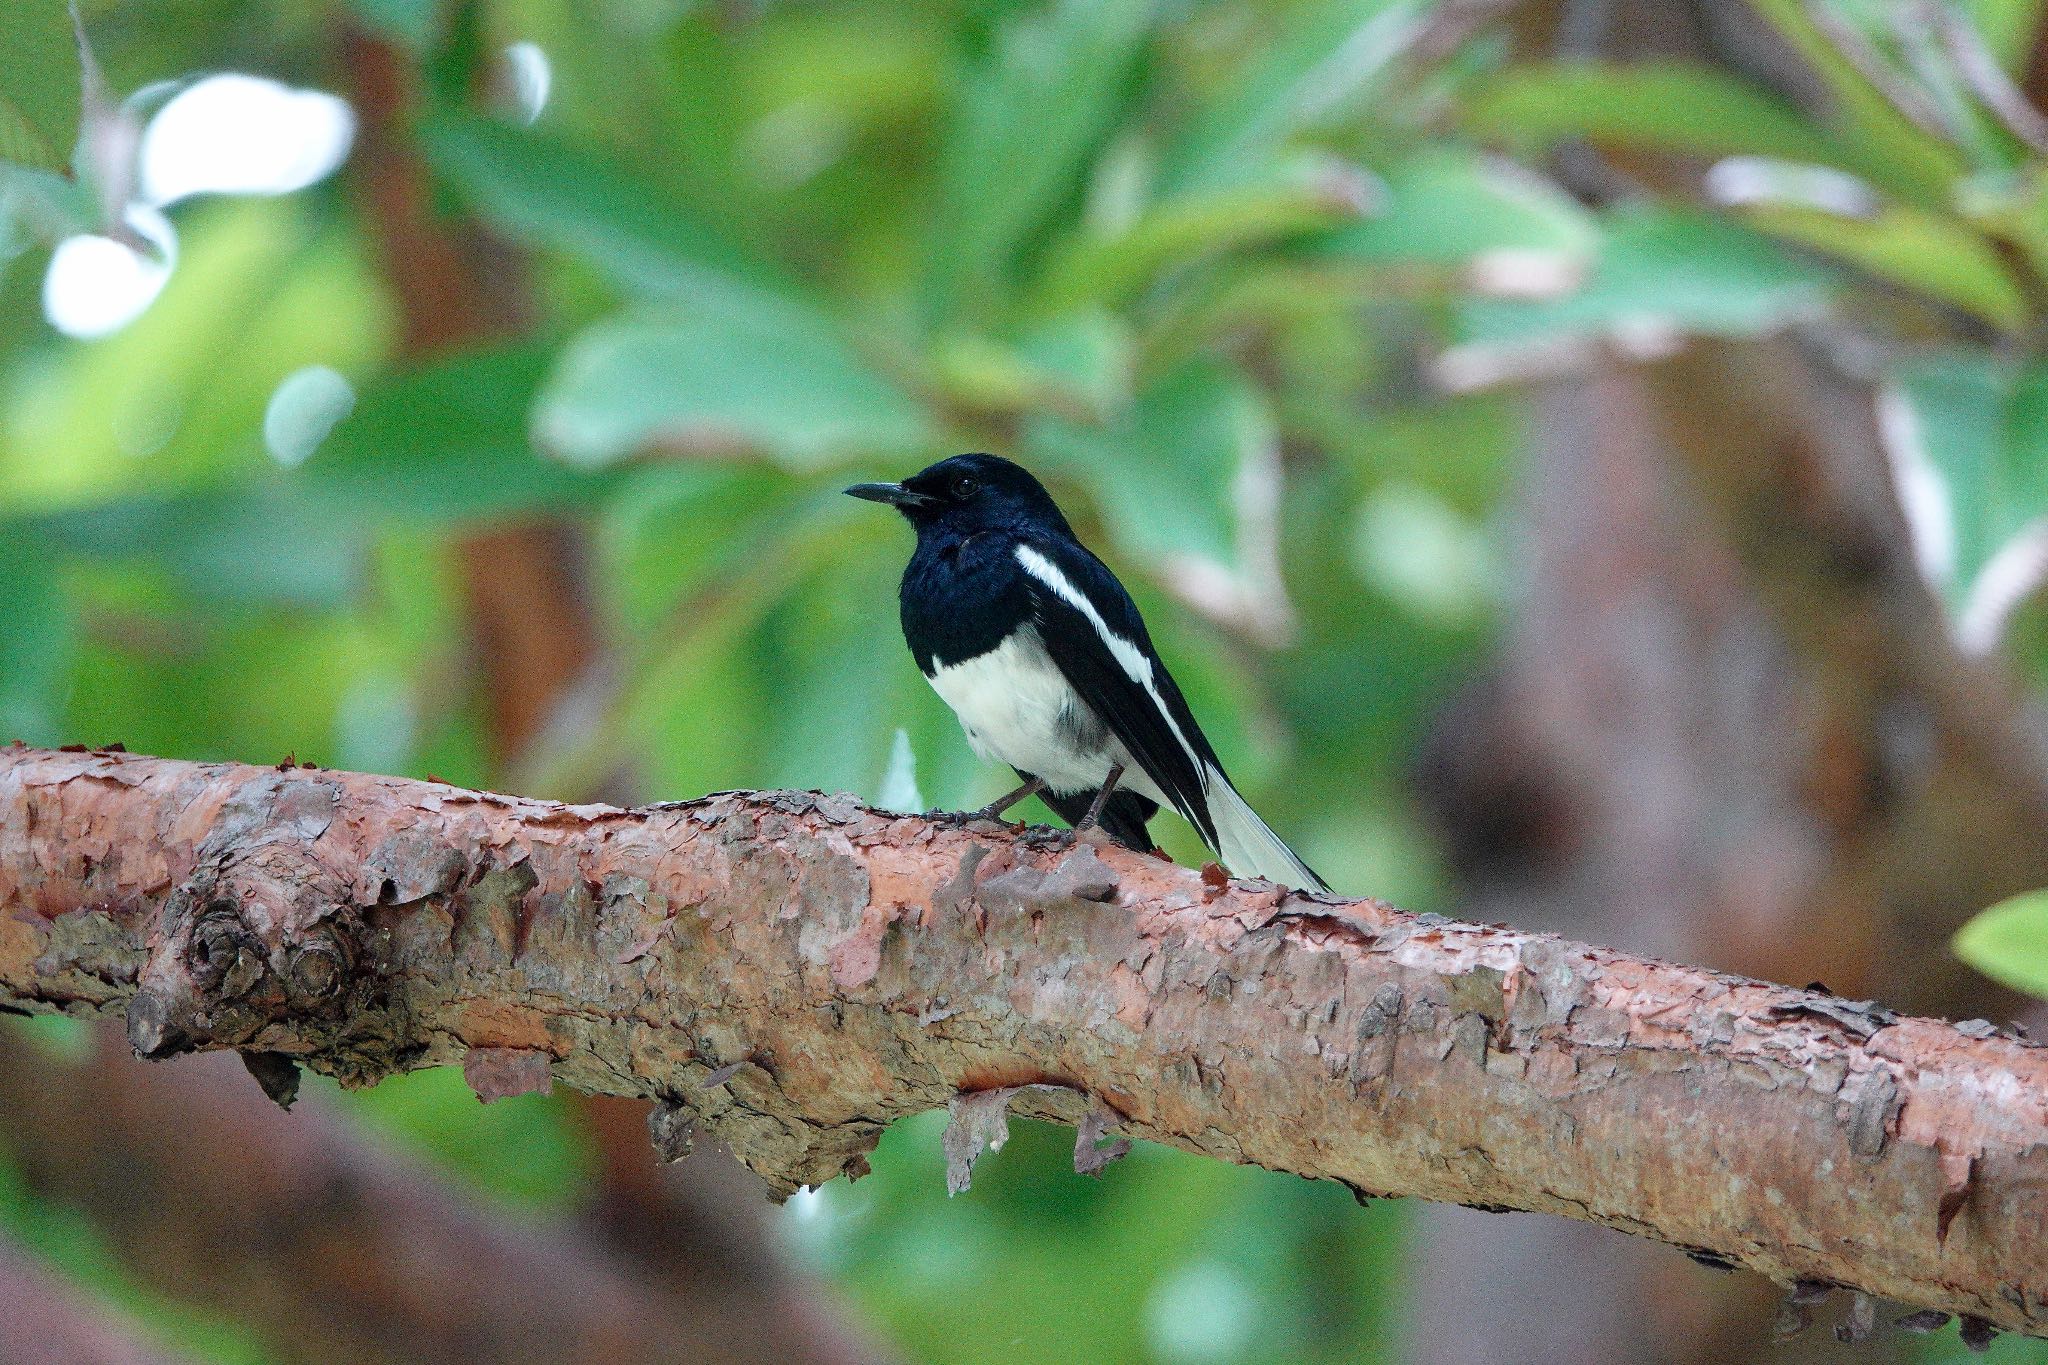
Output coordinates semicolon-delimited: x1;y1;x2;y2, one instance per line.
1014;544;1210;794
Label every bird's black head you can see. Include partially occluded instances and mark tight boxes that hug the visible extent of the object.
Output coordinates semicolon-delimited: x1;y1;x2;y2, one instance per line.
845;453;1072;537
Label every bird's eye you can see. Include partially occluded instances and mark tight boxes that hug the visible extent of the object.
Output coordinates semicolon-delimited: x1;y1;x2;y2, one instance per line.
951;475;979;498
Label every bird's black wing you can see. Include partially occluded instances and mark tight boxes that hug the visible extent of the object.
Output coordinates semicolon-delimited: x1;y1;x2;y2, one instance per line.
1013;536;1222;846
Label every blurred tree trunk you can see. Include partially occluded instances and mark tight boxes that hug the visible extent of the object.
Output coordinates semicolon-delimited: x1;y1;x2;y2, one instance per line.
1407;5;2048;1361
339;25;891;1365
1412;361;1840;1362
0;1234;193;1365
0;1030;867;1365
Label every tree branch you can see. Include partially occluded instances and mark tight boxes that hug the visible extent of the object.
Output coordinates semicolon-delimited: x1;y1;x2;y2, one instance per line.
2;746;2042;1336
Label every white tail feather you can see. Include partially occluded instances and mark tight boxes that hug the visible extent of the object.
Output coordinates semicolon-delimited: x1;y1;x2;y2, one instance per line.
1204;766;1327;892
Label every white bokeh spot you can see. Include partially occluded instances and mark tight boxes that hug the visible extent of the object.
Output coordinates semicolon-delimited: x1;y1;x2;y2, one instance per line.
263;364;357;467
505;42;552;125
140;73;355;207
42;205;177;339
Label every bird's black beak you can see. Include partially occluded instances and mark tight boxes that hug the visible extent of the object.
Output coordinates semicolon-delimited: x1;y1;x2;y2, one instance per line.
844;481;935;510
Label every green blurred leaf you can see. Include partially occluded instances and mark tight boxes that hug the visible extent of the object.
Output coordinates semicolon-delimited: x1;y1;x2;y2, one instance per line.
346;0;439;49
1303;147;1596;273
22;483;363;607
1035;152;1377;313
306;344;610;518
1738;196;2027;332
1464;61;1844;165
1879;348;2048;635
328;1068;597;1209
1455;205;1835;352
421;113;804;316
535;307;935;469
932;313;1135;424
0;162;92;274
1744;0;1971;204
0;0;81;173
0;541;74;743
922;0;1156;324
1;199;391;509
1969;0;2047;68
1029;358;1264;574
11;347;613;605
1954;888;2048;1000
1163;0;1419;195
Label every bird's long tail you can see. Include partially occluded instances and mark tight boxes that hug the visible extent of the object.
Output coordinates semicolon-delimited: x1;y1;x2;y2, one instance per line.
1204;767;1328;893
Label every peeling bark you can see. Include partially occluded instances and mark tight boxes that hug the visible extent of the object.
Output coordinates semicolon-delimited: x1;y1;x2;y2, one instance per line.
1;746;2043;1335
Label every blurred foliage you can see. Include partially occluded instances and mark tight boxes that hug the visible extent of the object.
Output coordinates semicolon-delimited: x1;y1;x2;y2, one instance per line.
1956;890;2048;1002
3;0;2048;1361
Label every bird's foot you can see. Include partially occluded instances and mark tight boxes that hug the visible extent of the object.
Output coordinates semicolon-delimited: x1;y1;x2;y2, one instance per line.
1024;824;1115;853
925;805;1022;831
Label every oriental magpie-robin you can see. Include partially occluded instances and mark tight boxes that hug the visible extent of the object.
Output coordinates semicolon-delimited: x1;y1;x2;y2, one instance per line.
847;453;1327;892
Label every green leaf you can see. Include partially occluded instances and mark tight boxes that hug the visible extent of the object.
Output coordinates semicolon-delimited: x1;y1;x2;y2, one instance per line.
0;160;92;275
0;0;81;173
1744;0;1971;205
932;311;1134;422
306;344;610;519
1163;0;1420;195
1879;348;2048;638
1463;62;1844;166
1028;358;1267;576
421;114;797;314
1968;0;2047;69
1454;205;1835;352
10;347;618;605
21;484;365;607
1302;147;1596;274
535;307;935;469
1738;196;2027;332
0;541;74;743
345;0;439;49
1034;153;1377;314
1954;889;2048;1000
922;0;1156;324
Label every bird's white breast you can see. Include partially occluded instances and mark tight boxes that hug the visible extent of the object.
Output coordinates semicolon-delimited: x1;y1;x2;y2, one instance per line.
926;627;1128;795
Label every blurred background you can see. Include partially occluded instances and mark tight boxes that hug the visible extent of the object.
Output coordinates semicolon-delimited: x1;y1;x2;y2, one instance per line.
4;0;2048;1360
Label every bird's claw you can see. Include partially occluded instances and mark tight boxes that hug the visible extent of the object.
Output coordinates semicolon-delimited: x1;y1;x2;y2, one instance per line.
926;806;1019;830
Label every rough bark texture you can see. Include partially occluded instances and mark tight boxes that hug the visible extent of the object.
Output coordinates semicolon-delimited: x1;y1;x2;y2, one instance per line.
1;746;2042;1335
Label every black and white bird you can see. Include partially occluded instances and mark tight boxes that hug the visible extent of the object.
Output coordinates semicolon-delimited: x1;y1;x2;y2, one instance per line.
847;453;1327;892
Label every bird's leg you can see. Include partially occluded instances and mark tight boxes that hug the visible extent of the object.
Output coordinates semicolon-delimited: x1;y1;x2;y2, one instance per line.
968;774;1045;823
1074;765;1125;832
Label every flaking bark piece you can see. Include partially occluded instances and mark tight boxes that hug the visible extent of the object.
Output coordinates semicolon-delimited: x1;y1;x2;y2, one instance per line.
1835;1293;1877;1344
240;1051;301;1111
1073;1106;1132;1176
1043;846;1119;902
698;1060;744;1089
1937;1152;1977;1245
462;1046;553;1103
1772;1300;1812;1341
942;1087;1017;1195
1788;1279;1835;1306
1766;995;1898;1042
648;1100;695;1163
